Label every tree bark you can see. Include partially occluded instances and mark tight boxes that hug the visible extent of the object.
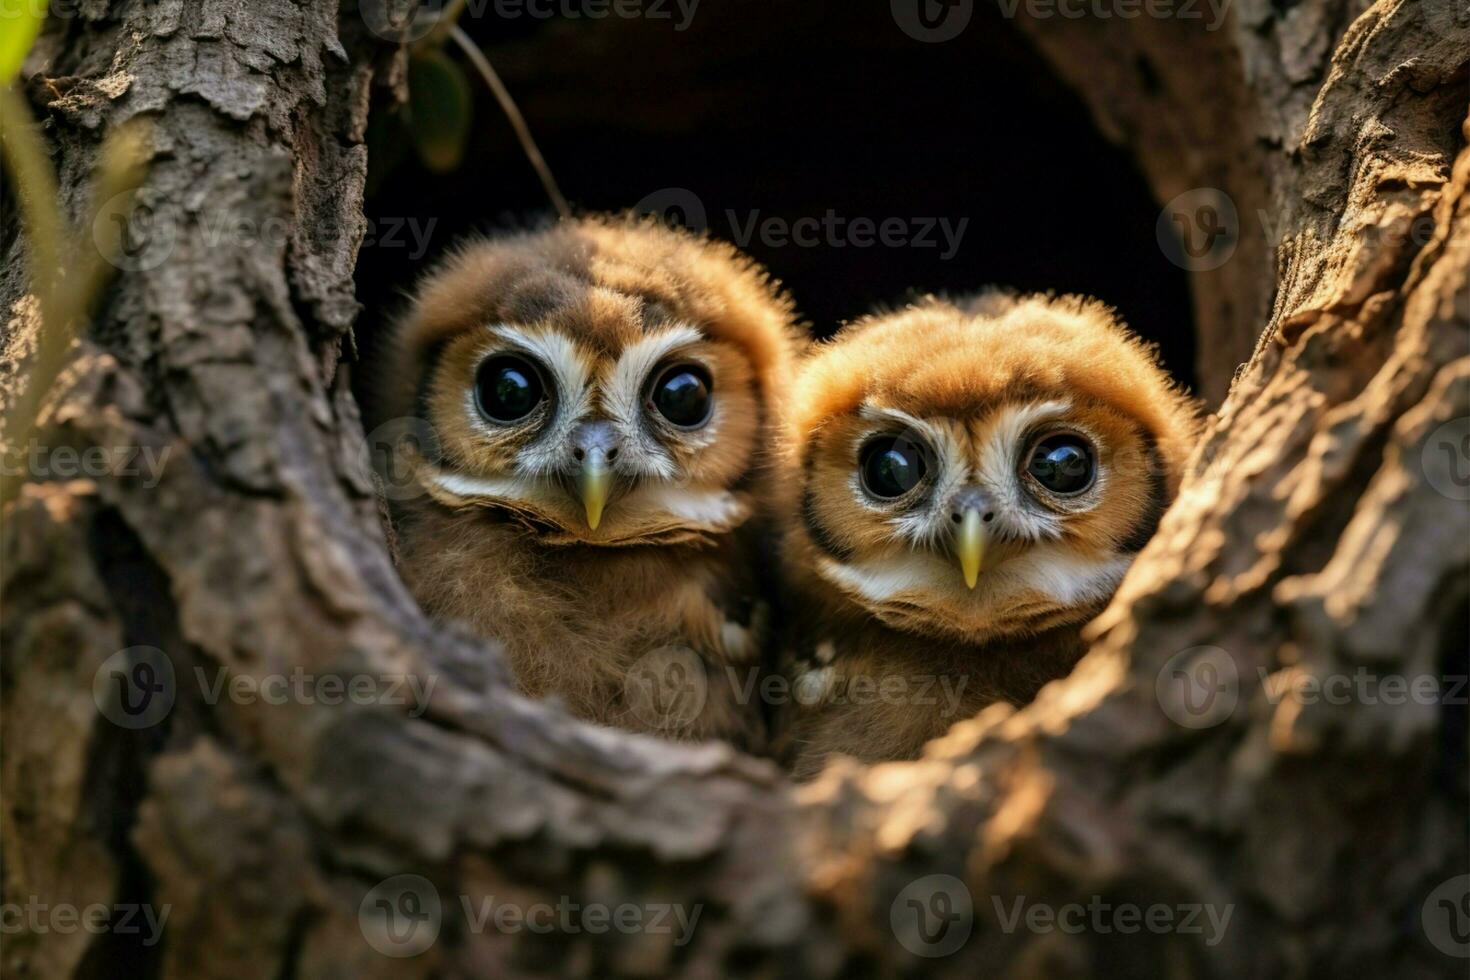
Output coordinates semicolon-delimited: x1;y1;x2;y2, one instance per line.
2;1;1466;978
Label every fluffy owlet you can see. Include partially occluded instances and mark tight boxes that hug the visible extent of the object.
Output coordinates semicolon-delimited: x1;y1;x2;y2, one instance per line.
773;292;1197;777
370;217;800;750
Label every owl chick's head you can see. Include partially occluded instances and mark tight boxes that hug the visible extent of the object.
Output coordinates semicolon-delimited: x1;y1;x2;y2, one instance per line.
377;216;800;547
785;292;1197;641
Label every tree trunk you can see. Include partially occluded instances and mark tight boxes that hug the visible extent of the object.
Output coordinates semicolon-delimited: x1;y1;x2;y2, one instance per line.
2;1;1465;978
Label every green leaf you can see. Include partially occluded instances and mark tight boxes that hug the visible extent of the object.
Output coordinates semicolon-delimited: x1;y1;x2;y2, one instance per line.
407;49;473;175
0;0;48;84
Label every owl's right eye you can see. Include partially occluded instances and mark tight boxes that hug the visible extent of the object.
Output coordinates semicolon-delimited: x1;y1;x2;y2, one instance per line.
475;355;546;423
859;436;928;499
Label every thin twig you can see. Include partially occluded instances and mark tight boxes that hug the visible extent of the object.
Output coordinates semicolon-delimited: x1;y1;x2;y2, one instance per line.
416;0;471;51
448;24;571;221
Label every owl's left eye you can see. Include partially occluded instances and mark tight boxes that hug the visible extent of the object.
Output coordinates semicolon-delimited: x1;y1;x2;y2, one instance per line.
648;363;714;429
1027;433;1095;495
475;355;546;423
859;436;928;499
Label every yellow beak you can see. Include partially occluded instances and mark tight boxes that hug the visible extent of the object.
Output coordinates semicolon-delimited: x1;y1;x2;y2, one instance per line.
955;508;987;589
578;453;611;530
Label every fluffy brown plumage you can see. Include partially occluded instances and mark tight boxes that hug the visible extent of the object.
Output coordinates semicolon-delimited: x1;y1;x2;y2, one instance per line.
369;217;801;750
772;292;1198;778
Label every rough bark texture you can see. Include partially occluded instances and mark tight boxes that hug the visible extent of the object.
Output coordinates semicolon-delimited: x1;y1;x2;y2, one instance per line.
2;1;1466;978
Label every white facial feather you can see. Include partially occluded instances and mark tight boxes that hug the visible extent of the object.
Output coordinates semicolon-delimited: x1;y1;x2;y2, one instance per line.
972;399;1071;542
427;469;555;505
815;544;1130;611
602;323;709;480
424;469;749;537
461;324;596;476
465;322;721;484
856;400;1073;547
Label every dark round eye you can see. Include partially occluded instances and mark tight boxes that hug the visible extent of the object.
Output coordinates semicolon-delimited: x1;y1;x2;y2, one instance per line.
649;363;713;428
1027;434;1095;494
859;436;928;499
475;355;545;423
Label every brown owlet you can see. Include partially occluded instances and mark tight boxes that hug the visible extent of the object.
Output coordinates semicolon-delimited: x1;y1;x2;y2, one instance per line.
773;292;1197;777
371;217;802;750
